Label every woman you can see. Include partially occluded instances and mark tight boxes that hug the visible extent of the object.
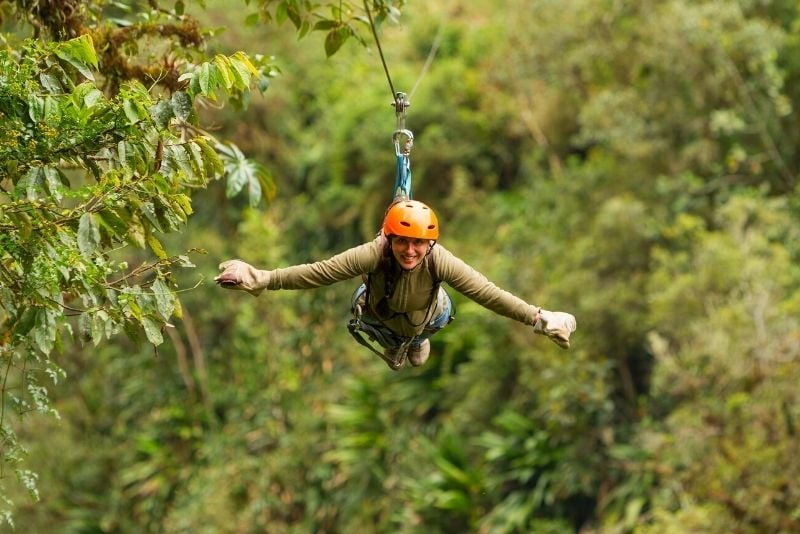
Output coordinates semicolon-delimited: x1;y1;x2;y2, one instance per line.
215;200;576;370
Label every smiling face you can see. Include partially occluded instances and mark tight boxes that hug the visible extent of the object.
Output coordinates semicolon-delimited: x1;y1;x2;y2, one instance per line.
391;236;431;270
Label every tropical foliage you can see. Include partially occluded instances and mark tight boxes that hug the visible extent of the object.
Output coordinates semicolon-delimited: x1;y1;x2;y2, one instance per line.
2;0;800;532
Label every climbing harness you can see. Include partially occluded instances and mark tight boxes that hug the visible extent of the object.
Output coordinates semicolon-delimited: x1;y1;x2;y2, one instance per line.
363;235;440;325
347;234;441;369
347;311;414;370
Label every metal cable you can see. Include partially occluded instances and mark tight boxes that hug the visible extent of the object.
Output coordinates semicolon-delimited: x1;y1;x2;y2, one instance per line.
363;0;397;100
363;1;445;105
409;16;445;100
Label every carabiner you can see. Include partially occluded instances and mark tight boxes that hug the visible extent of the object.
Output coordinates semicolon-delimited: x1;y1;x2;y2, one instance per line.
393;129;414;156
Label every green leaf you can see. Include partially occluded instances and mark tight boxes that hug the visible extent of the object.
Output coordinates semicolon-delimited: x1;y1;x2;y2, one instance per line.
189;69;202;96
77;212;100;257
216;140;271;205
325;27;351;57
140;201;164;232
42;96;61;125
27;94;45;122
16;167;45;200
194;137;224;177
198;62;214;97
230;51;259;74
276;2;288;25
146;232;168;260
117;140;128;167
248;169;262;208
213;55;235;89
298;20;311;39
286;5;301;29
226;166;249;197
95;208;129;241
171;193;194;217
15;307;37;338
142;316;164;346
78;313;91;340
229;52;259;85
152;278;174;320
90;310;111;346
32;308;57;354
123;99;145;124
39;73;63;94
71;82;103;112
170;91;192;121
82;87;104;108
59;34;99;68
186;141;205;180
149;100;174;129
43;167;65;201
126;215;146;248
168;144;196;181
313;20;338;31
172;296;183;319
257;167;275;204
53;34;98;80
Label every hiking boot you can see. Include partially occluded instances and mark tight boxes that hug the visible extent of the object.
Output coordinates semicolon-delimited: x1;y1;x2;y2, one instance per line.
408;340;430;367
382;345;408;371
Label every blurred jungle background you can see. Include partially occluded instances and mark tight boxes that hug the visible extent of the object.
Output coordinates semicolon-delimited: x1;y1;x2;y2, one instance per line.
1;0;800;532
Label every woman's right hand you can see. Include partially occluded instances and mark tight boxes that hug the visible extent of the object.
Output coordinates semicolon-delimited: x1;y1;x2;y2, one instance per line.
214;259;271;297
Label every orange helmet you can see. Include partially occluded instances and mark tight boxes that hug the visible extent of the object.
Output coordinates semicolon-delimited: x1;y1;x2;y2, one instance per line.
382;200;439;240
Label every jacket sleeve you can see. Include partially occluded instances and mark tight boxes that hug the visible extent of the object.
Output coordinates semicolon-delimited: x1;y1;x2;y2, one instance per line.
433;245;540;326
267;238;382;290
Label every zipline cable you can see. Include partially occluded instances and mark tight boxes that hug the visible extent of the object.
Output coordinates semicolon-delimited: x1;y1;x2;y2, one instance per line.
362;0;445;107
408;17;444;101
363;0;397;103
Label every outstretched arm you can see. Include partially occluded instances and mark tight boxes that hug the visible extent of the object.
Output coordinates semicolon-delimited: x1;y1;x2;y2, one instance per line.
433;245;576;348
215;238;382;295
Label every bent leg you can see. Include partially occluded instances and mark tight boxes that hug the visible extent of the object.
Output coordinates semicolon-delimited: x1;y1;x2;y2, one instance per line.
415;287;453;344
408;288;453;366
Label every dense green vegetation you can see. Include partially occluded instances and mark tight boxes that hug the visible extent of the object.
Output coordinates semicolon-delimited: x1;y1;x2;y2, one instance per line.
2;0;800;532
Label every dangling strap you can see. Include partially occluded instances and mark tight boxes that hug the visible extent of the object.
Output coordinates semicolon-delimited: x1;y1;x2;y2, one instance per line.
347;319;390;358
349;303;414;370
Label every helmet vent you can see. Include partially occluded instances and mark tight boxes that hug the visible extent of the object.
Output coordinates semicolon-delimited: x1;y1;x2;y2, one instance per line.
428;225;436;230
400;221;411;227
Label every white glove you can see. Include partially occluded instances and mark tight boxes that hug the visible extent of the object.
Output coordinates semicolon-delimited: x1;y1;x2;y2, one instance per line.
214;259;271;297
533;309;577;349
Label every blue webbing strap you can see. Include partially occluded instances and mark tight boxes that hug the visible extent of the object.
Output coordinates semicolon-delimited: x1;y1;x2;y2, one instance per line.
393;150;412;201
391;92;413;201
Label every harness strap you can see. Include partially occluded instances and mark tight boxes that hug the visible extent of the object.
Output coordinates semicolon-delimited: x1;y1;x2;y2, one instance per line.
348;304;412;370
347;319;393;360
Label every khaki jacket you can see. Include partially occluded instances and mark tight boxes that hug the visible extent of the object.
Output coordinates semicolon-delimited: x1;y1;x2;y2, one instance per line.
266;236;540;337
